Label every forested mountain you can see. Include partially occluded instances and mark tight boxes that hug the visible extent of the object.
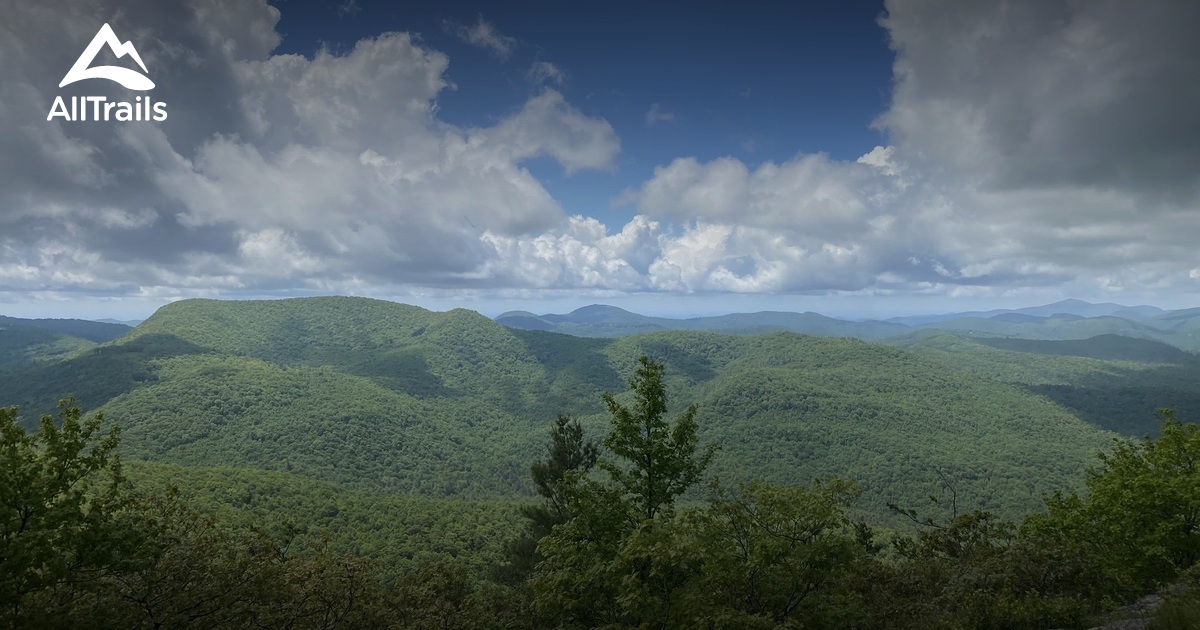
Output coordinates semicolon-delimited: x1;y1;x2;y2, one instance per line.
0;315;132;343
0;296;1128;522
0;316;132;367
885;298;1167;325
496;300;1200;349
125;461;521;581
495;304;913;338
0;324;98;366
898;332;1200;435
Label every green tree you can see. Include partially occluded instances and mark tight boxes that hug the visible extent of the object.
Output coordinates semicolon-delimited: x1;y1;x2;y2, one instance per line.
0;398;129;624
1034;409;1200;592
599;356;715;522
527;414;599;532
2;398;395;628
497;414;598;584
532;357;718;627
693;479;862;624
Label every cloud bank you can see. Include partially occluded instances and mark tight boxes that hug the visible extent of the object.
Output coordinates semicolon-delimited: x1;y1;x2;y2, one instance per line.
1;0;1199;309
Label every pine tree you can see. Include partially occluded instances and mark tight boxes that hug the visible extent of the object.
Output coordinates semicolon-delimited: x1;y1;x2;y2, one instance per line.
599;356;715;522
496;414;598;584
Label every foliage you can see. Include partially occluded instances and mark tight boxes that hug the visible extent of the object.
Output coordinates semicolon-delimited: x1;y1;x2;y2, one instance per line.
1;400;397;628
532;477;863;628
496;414;598;585
681;479;863;626
125;461;522;582
1030;409;1200;593
599;355;716;521
0;398;127;621
528;414;600;525
2;370;1200;626
531;356;720;626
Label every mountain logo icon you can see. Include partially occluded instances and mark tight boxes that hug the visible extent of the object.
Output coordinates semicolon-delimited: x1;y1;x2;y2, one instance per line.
59;23;155;91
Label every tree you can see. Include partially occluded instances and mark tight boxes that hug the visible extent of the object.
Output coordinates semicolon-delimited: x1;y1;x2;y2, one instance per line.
598;356;715;522
0;398;129;624
531;357;717;626
693;479;862;624
496;414;598;584
2;398;394;628
1035;409;1200;592
527;414;599;531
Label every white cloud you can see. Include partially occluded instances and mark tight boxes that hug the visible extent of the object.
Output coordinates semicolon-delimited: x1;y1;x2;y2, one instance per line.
481;216;651;290
0;0;619;298
545;0;1200;301
633;154;884;238
484;90;620;175
448;16;517;60
237;228;325;274
527;61;567;86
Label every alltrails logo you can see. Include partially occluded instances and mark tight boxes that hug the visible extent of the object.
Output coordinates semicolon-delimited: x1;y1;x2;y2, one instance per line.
47;23;168;122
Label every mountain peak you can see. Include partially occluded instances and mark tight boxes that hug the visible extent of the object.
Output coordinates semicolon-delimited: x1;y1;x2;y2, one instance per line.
570;304;634;315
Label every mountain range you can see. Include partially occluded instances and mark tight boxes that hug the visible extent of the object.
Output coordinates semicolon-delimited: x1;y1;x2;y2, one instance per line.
3;296;1198;524
495;299;1200;349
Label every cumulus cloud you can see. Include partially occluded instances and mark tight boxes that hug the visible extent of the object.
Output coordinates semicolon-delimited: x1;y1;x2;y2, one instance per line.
0;0;617;298
490;0;1200;301
476;148;917;295
447;16;517;60
480;216;659;290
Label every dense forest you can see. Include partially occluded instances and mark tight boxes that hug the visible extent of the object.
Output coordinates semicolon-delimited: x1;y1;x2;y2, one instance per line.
3;296;1200;627
0;297;1145;521
4;366;1200;627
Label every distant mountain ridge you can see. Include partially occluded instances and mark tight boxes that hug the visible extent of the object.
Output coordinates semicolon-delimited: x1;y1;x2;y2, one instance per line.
96;318;144;327
0;316;133;367
495;300;1200;349
883;298;1167;325
0;315;132;343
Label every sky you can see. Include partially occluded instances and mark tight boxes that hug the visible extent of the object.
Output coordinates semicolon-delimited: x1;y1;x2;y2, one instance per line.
1;0;1199;320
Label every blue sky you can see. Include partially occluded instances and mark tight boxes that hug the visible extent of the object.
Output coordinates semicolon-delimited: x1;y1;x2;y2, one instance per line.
2;0;1199;320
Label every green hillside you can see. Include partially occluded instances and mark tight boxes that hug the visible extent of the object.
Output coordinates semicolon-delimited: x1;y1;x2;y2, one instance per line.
605;332;1113;518
0;297;1122;524
0;324;96;366
0;333;208;416
125;297;613;417
898;331;1200;435
124;461;520;581
0;315;131;343
920;314;1176;344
